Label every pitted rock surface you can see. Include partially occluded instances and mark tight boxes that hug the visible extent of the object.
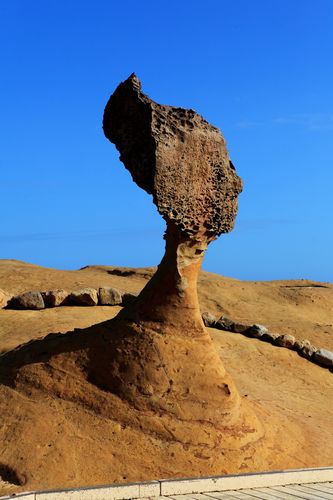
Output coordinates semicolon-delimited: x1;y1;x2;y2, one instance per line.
103;74;242;241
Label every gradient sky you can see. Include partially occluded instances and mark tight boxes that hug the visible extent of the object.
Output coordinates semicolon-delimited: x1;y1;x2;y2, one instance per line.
1;0;332;282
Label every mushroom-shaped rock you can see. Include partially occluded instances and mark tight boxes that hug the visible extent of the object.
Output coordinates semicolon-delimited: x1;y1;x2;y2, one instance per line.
246;324;268;338
0;76;268;493
103;74;242;330
99;74;260;439
69;288;98;306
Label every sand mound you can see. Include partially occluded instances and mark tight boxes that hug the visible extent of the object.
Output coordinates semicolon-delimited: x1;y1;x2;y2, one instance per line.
0;318;307;494
0;261;332;495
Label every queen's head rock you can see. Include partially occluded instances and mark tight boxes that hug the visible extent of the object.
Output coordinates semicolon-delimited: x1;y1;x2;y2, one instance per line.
103;73;242;243
0;76;267;494
91;75;262;457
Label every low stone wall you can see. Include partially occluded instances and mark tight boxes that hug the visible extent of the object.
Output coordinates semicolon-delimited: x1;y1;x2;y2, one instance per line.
1;287;332;372
202;312;333;372
0;287;138;310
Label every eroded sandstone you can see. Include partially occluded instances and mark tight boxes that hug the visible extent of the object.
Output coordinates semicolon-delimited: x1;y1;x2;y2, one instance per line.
9;291;45;310
0;75;263;494
103;73;242;241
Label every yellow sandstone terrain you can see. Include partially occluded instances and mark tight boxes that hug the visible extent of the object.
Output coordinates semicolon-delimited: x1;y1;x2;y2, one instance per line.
1;259;332;352
0;259;332;495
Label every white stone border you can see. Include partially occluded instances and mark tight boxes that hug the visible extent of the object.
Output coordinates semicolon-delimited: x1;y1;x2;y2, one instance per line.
1;467;332;500
159;466;333;495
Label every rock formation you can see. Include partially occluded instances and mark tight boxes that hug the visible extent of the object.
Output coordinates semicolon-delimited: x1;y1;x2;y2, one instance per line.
0;75;266;494
103;74;242;240
103;73;242;330
97;74;259;438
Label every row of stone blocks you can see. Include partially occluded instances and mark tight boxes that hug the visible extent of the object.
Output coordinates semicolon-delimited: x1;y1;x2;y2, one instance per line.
202;312;333;371
1;467;333;500
1;287;332;370
0;287;138;310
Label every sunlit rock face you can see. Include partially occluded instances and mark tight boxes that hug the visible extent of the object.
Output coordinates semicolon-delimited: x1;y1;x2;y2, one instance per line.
103;73;244;334
0;76;264;497
100;75;254;436
103;73;243;242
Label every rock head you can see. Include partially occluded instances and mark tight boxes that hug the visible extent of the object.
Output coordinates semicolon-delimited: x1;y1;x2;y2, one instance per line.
103;73;242;241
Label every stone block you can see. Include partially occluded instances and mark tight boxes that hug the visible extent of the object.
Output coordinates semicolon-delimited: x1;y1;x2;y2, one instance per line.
301;343;318;360
0;288;11;308
201;311;216;327
69;288;98;306
231;322;249;333
160;467;333;495
98;287;122;306
215;316;234;332
246;324;268;338
9;291;45;310
275;334;296;349
138;480;160;497
42;289;69;307
313;348;333;367
121;292;138;306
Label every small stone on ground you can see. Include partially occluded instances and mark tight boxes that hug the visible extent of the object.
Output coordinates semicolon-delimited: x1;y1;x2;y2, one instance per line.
9;291;45;310
69;288;98;306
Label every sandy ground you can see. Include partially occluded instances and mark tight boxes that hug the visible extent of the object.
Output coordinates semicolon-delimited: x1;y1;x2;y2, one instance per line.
0;260;332;495
1;259;333;352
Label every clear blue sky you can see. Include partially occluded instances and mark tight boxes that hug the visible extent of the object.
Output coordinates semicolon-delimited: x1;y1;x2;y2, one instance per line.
1;0;332;282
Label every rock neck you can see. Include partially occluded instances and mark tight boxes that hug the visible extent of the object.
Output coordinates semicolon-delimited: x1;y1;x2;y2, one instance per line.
117;222;208;336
